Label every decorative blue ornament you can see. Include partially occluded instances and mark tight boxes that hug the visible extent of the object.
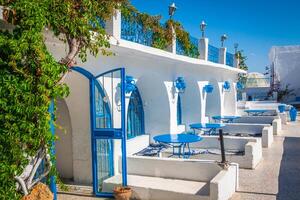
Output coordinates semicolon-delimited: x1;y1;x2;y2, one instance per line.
236;82;244;90
175;77;186;93
204;84;214;93
223;81;231;91
125;75;136;94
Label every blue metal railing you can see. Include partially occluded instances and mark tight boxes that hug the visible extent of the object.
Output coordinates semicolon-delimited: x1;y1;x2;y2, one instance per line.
121;13;153;47
226;52;234;67
176;36;199;58
120;13;237;65
208;45;219;63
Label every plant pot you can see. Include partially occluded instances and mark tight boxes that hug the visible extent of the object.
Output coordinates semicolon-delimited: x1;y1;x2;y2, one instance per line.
113;186;132;200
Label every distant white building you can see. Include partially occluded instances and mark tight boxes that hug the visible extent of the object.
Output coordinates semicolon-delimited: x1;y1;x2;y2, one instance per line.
269;45;300;103
244;72;271;101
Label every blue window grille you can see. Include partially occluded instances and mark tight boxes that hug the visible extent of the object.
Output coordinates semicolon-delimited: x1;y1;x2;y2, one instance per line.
177;95;182;125
226;52;234;67
121;13;153;47
127;87;145;138
208;45;219;63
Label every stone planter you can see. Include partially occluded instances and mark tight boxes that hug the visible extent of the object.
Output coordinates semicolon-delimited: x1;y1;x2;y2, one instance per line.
21;183;53;200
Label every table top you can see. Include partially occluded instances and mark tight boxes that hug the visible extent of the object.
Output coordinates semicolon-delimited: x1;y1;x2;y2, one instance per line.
189;123;226;129
244;109;271;113
212;116;241;120
153;133;203;144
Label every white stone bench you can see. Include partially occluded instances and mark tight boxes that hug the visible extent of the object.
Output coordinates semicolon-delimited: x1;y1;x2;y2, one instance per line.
221;123;273;148
233;116;281;135
190;136;262;169
103;157;239;200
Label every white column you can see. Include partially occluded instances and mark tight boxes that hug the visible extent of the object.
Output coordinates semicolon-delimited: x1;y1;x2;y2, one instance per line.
232;82;238;115
105;9;121;40
198;38;209;60
164;82;179;134
218;82;225;116
167;26;176;54
219;47;227;64
197;81;209;123
234;56;240;68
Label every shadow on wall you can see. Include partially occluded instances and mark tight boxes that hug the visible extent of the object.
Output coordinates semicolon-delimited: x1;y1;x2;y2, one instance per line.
56;99;74;181
277;137;300;200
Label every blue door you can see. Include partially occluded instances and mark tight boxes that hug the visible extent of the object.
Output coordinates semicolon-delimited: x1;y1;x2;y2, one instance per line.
71;67;127;197
92;68;127;197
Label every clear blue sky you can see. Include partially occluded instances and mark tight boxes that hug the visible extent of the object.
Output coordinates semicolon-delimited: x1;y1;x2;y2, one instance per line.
130;0;300;72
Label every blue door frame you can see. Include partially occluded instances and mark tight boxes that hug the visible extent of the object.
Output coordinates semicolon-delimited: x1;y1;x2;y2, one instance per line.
72;67;127;198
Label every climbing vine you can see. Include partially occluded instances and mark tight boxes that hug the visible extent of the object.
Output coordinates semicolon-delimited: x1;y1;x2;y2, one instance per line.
0;0;126;199
121;4;199;58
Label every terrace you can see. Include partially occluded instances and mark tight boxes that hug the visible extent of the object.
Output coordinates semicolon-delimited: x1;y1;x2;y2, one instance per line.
104;9;237;68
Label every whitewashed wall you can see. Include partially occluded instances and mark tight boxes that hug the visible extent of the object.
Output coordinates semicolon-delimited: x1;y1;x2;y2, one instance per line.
46;31;242;184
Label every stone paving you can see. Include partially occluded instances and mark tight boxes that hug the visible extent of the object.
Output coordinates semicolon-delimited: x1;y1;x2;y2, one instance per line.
58;120;300;200
231;120;300;200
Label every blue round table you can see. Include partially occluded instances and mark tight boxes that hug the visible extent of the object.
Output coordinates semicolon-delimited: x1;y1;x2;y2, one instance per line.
244;109;271;116
153;133;203;158
212;116;241;123
189;123;225;135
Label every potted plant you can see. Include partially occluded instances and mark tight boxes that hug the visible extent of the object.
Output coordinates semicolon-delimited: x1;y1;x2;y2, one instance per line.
113;186;132;200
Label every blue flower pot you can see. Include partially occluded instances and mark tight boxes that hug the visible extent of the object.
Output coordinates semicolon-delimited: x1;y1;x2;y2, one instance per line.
204;84;214;93
289;107;297;122
278;105;286;113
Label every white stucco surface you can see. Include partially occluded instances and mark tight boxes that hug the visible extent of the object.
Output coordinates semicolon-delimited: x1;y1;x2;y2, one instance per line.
269;45;300;102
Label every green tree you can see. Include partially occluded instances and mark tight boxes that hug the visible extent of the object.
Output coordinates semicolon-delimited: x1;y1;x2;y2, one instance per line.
236;50;248;87
0;0;126;199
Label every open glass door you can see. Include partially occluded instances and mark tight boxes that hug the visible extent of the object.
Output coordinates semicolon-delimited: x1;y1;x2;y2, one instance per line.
91;68;127;197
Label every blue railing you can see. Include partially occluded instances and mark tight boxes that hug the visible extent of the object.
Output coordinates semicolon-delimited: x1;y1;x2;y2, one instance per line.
176;36;199;58
226;52;234;67
121;13;153;47
120;13;236;66
208;45;219;63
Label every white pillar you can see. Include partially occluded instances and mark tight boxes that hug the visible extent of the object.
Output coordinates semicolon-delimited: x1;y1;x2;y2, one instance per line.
234;56;240;68
232;82;238;115
198;38;209;60
197;81;209;123
218;82;225;116
105;9;121;40
219;47;227;64
167;26;176;54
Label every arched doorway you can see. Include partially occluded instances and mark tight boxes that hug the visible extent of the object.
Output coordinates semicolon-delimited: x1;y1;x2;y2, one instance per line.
127;88;145;139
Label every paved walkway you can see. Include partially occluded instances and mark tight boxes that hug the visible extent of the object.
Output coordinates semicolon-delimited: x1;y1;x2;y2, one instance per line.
59;120;300;200
231;120;300;200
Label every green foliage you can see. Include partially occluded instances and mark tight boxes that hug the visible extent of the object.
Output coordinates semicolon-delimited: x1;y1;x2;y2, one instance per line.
277;84;295;102
236;50;248;71
236;50;248;88
121;4;199;58
0;0;125;199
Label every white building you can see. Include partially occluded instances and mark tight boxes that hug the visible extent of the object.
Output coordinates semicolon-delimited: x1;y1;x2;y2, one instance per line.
269;45;300;103
1;7;245;199
244;72;271;101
